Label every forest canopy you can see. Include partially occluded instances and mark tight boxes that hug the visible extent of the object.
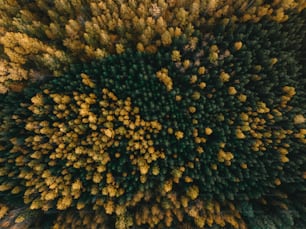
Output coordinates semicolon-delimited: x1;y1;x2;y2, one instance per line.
0;0;305;228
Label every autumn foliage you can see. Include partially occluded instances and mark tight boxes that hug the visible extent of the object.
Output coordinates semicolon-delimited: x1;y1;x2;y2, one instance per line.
0;0;305;228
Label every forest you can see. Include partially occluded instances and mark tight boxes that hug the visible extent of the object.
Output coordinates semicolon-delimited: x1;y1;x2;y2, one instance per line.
0;0;305;228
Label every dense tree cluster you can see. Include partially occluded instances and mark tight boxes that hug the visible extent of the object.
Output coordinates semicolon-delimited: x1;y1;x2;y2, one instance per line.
1;0;305;93
0;9;305;228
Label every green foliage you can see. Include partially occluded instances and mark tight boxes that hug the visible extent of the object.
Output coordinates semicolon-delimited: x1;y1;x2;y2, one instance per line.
0;11;305;228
